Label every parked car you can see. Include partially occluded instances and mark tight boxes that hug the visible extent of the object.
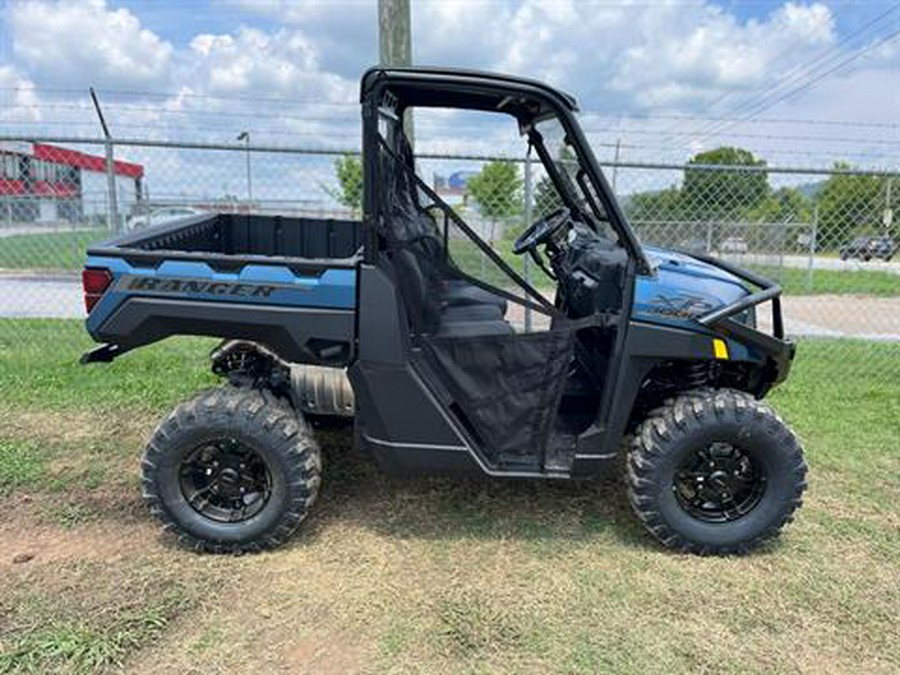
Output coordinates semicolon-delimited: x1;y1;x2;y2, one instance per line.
839;235;896;262
676;238;709;255
719;236;749;254
125;206;206;231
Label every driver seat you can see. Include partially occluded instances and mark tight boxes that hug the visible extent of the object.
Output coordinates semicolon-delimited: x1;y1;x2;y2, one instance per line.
392;247;512;337
385;132;511;337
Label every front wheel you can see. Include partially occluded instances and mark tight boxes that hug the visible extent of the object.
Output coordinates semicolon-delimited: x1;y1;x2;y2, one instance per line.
627;388;806;555
141;386;321;553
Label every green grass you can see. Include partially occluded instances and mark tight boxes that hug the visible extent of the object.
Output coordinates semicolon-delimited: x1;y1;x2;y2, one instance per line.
0;562;203;675
0;229;108;272
0;319;898;673
448;238;547;290
0;320;217;411
0;440;46;495
0;611;168;674
751;264;900;296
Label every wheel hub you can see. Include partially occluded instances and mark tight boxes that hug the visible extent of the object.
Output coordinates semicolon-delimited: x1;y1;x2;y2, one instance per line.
674;442;766;523
179;439;272;523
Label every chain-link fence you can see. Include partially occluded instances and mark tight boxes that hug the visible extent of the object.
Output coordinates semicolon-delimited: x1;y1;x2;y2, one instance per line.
1;135;897;384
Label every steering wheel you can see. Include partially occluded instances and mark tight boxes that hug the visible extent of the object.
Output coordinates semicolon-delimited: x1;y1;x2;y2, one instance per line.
513;207;571;255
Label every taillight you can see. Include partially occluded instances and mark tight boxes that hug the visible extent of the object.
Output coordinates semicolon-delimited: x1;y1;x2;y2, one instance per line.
82;268;113;313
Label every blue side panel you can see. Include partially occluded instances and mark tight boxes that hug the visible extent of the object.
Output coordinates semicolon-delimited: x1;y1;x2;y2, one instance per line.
631;247;749;329
85;255;357;334
630;247;758;362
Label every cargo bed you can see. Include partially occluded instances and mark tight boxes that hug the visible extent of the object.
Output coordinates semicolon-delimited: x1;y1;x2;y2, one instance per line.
89;212;362;269
83;213;362;365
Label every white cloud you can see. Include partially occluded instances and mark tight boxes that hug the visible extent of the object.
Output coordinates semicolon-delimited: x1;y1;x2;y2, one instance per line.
411;0;837;112
186;27;347;99
10;0;173;89
609;2;836;108
0;0;896;170
222;0;377;77
0;65;41;122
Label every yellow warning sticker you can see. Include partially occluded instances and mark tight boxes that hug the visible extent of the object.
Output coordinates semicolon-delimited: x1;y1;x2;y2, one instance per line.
713;338;730;360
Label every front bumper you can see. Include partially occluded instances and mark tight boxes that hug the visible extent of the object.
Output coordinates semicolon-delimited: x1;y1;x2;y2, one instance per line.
690;253;796;385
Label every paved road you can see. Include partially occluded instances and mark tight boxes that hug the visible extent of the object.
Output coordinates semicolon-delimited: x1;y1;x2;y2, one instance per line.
758;295;900;342
2;274;898;340
0;274;85;319
722;253;900;276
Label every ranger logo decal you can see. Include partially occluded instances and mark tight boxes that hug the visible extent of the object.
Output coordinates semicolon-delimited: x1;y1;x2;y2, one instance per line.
644;293;717;319
122;275;279;298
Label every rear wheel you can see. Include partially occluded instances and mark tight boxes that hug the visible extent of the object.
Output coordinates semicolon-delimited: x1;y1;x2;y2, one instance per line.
627;388;806;555
141;386;321;553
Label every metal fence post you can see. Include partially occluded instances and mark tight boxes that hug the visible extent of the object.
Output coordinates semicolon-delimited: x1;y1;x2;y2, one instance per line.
523;151;533;332
807;206;818;292
90;88;120;233
105;138;119;233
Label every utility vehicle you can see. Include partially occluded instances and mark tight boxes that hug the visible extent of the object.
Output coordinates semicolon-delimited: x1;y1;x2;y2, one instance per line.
82;67;806;555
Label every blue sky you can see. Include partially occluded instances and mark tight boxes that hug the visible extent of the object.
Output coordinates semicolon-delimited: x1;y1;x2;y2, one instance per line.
0;0;898;170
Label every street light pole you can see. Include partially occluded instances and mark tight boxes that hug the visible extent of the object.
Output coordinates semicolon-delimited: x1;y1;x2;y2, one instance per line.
237;131;252;206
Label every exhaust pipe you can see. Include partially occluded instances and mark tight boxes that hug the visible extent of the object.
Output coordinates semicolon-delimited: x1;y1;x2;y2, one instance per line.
211;340;355;418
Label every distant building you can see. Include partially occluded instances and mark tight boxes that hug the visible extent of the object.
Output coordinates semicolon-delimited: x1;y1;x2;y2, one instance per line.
433;169;479;206
0;142;144;223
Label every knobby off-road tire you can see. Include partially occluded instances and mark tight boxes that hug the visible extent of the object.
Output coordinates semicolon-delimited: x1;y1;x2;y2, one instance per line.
627;388;807;555
141;386;321;553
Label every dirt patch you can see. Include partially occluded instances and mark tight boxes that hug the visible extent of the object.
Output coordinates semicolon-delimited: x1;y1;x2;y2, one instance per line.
0;500;154;570
284;631;369;675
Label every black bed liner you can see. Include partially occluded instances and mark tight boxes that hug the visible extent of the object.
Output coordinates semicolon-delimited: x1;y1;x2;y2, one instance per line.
88;212;363;271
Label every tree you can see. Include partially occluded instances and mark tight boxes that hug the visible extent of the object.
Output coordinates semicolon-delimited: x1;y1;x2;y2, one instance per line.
468;160;523;220
623;186;686;245
532;146;575;218
625;186;684;224
748;187;812;224
815;162;885;248
533;174;564;218
683;147;769;221
327;154;363;213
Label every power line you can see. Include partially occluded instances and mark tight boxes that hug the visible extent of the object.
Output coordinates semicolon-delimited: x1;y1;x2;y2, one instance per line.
9;99;900;132
579;112;900;130
729;28;900;125
9;101;899;145
692;11;900;142
684;4;900;142
1;101;358;124
0;85;358;107
579;125;900;147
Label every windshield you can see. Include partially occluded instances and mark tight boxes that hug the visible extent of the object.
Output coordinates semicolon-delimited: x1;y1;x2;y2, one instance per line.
533;116;613;237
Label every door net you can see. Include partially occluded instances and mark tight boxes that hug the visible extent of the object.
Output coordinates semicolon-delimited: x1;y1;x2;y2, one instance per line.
374;106;577;461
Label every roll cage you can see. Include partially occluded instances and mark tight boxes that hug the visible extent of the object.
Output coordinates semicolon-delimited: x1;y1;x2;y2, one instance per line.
358;66;651;275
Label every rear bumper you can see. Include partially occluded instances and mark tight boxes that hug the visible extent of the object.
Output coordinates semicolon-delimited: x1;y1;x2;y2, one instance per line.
690;253;795;385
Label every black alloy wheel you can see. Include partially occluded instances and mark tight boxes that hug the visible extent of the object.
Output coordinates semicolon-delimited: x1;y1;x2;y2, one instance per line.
673;442;766;523
627;388;807;555
141;386;321;553
179;439;273;523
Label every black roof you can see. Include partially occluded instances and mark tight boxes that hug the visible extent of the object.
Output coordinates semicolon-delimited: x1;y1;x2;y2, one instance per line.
360;66;579;114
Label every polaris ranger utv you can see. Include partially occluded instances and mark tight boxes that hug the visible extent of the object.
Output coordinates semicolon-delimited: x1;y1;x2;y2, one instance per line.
81;67;806;555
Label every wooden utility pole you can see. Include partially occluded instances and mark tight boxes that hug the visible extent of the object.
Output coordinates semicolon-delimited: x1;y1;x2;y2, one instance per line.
378;0;414;143
378;0;411;67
